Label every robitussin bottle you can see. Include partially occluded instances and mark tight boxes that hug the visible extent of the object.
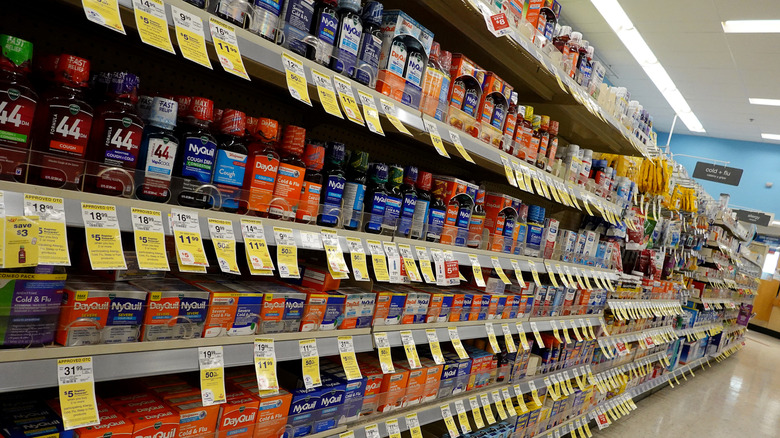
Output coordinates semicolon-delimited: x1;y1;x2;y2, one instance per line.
173;96;217;208
136;97;178;203
212;109;248;213
0;35;37;179
31;54;93;187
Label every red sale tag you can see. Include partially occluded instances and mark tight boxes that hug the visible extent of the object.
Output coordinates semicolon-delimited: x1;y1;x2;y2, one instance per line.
444;260;460;283
491;13;510;31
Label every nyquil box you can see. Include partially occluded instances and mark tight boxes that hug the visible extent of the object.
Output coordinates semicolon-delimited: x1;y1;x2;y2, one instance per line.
56;282;147;346
285;386;322;437
131;279;210;341
313;376;346;433
0;272;66;347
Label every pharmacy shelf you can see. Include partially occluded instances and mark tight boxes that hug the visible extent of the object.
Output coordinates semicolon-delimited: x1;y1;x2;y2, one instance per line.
675;323;723;339
599;325;677;347
714;218;752;242
387;0;649;158
374;314;602;347
0;180;621;281
0;328;373;393
591;351;667;379
49;0;629;225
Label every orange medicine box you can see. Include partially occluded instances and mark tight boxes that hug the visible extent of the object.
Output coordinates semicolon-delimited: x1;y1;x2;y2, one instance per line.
129;409;180;438
376;364;410;413
216;391;259;438
418;358;444;403
170;399;221;438
397;362;428;407
75;412;134;438
251;389;292;438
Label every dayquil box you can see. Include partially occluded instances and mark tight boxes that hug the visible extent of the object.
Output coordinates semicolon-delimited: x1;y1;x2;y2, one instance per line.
337;288;376;329
170;399;220;438
216;391;259;438
75;412;133;438
129;409;180;438
376;365;409;413
398;362;428;407
130;280;210;341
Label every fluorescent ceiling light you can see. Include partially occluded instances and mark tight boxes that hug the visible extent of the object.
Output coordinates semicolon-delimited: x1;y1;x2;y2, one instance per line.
590;0;705;133
722;20;780;33
762;133;780;141
750;98;780;106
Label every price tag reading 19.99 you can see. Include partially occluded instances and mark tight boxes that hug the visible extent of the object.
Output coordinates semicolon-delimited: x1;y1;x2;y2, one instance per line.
198;347;226;406
171;209;208;267
254;338;278;391
81;203;127;270
57;356;99;430
299;339;321;389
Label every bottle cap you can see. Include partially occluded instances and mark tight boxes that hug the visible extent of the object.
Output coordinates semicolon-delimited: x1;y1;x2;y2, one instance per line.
107;72;140;103
532;115;542;131
136;95;154;122
475;189;485;205
389;165;404;186
540;115;550;131
338;0;361;13
549;120;559;136
149;97;178;130
361;1;383;27
55;54;90;88
220;109;246;135
213;108;223;127
403;165;418;186
174;96;192;120
347;150;369;174
416;171;432;192
189;97;214;122
0;34;33;71
439;49;452;72
280;125;306;156
370;162;389;183
326;142;347;165
303;142;325;171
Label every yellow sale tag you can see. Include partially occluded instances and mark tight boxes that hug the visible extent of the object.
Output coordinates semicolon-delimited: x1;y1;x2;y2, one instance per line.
492;391;507;420
528;261;542;286
333;76;364;125
513;385;529;413
385;419;402;438
423;118;451;158
366;240;389;282
480;393;497;425
454;400;471;434
448;130;475;163
440;405;460;438
561;321;572;344
448;327;469;359
415;246;436;284
82;204;126;270
198;347;226;405
530;322;545;348
571;320;584;342
321;230;350;279
23;194;69;266
240;219;275;272
517;326;530;351
132;0;174;53
299;339;321;388
510;259;526;287
358;91;385;136
379;99;413;135
583;196;595;216
280;52;313;105
400;330;421;369
57;357;99;430
551;66;568;93
501;324;517;353
130;208;169;271
3;216;37;268
426;329;445;365
501;388;517;417
500;156;518;187
527;381;542;407
274;227;299;278
406;413;423;438
311;68;343;118
469;397;486;429
490;257;511;284
337;336;362;381
208;218;240;275
171;6;212;69
397;244;421;282
469;254;486;287
373;332;395;374
546;263;560;287
254;338;279;391
82;0;125;34
345;237;370;281
171;209;208;267
209;18;249;80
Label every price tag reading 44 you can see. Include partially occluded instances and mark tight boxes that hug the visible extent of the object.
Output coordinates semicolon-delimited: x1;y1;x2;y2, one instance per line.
57;357;99;430
299;339;321;389
171;209;208;267
81;203;127;270
198;347;226;406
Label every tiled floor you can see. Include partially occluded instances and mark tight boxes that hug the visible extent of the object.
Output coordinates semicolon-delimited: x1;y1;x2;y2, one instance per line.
596;331;780;437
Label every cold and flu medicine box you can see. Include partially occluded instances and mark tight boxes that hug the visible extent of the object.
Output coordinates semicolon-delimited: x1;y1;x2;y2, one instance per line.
300;265;341;292
379;285;428;324
320;361;367;424
0;272;66;347
130;279;210;341
337;287;375;329
215;390;259;438
192;282;263;337
297;290;346;331
405;286;452;322
251;284;306;334
56;281;147;346
371;287;407;326
224;383;292;438
0;401;74;438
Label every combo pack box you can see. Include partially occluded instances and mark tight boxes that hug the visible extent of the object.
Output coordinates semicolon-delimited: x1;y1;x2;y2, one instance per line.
0;272;66;347
131;279;210;341
337;288;376;329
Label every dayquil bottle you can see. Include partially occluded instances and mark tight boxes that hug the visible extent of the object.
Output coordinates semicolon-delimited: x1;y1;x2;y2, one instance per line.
85;72;145;196
31;54;92;187
317;141;346;227
243;116;280;215
136;97;178;203
213;109;248;213
173;97;217;208
363;162;388;234
340;149;368;230
296;141;325;223
0;35;37;179
467;189;486;248
269;125;306;220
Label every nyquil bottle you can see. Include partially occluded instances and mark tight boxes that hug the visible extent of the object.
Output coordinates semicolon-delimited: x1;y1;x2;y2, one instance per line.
353;1;382;86
308;0;339;66
330;0;363;77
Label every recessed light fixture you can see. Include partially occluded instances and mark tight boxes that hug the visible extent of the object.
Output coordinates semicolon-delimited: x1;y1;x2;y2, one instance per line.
722;20;780;33
590;0;705;133
749;98;780;106
761;133;780;141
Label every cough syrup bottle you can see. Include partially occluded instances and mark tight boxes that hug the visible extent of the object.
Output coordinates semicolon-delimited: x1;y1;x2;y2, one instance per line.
426;179;447;243
213;109;248;213
0;35;37;179
248;0;283;42
467;189;486;248
330;0;363;76
308;0;339;66
397;165;418;238
136;97;178;203
363;162;388;234
269;125;306;219
85;72;144;196
409;170;432;240
243;116;280;215
296;141;325;223
382;165;404;236
340;149;368;230
173;97;217;208
317;141;346;227
31;54;92;187
353;1;382;86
